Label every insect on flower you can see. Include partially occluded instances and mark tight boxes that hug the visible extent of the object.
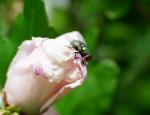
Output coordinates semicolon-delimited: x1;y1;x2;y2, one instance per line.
71;40;92;64
4;31;88;114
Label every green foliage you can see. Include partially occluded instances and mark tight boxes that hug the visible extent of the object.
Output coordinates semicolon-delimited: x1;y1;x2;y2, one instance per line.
0;0;150;115
50;0;150;115
11;0;57;45
0;37;15;87
103;0;132;19
0;0;56;87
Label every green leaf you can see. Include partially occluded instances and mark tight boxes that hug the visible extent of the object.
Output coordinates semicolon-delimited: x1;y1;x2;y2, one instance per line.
11;0;57;45
103;0;132;19
23;0;56;38
84;25;100;52
0;37;15;87
104;22;138;42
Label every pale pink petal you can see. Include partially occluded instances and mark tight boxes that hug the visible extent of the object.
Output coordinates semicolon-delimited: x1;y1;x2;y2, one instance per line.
5;31;88;114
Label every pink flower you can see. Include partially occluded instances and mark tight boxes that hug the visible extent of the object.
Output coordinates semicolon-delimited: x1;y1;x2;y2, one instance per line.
4;31;89;114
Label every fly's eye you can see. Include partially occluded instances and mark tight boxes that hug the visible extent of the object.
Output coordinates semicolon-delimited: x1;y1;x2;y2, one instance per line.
82;47;86;51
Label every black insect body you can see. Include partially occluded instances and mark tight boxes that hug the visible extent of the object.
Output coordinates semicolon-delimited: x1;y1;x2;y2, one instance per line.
71;40;92;64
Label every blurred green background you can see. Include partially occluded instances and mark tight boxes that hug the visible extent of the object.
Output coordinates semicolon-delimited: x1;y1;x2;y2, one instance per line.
0;0;150;115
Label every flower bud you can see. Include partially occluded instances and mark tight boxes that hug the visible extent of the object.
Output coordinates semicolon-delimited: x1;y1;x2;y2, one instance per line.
4;31;88;114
